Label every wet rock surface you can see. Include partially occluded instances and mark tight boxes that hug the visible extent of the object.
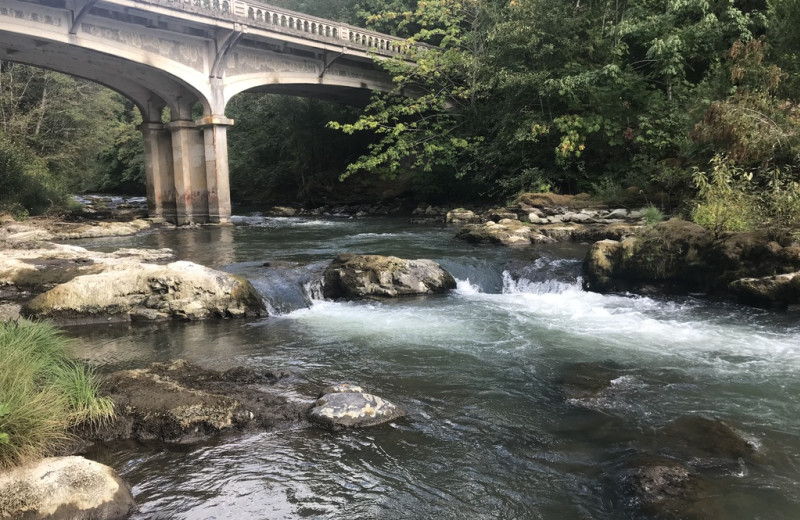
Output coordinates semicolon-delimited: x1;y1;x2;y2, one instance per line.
661;416;758;460
322;253;456;299
622;456;717;520
308;385;406;429
80;360;309;444
0;456;135;520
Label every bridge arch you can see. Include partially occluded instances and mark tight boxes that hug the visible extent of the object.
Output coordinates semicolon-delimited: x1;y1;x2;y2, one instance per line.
0;0;404;224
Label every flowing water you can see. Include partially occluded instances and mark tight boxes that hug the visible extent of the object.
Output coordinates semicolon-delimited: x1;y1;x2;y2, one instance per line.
67;216;800;519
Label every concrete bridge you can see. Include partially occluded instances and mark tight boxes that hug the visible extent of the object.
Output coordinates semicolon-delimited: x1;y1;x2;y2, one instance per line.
0;0;407;223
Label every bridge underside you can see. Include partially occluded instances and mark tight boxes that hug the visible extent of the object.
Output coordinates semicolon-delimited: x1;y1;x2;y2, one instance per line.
0;0;399;224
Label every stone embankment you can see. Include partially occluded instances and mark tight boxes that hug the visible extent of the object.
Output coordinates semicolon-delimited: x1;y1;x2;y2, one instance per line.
445;193;647;246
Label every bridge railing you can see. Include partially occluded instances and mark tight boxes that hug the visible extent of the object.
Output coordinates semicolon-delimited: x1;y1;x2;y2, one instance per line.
147;0;411;56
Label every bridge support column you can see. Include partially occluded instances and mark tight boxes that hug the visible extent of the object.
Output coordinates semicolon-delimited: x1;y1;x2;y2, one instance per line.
199;116;234;224
141;122;176;222
167;119;208;225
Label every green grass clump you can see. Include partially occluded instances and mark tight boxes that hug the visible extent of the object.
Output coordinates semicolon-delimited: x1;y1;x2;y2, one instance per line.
0;319;114;469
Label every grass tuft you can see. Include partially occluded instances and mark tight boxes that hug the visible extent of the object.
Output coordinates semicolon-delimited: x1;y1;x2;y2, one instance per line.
0;319;114;469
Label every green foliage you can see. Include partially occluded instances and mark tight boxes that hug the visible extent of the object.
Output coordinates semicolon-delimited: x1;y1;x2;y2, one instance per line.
691;154;760;235
0;132;68;215
591;177;627;206
643;205;665;226
0;320;114;469
227;94;373;205
328;0;485;180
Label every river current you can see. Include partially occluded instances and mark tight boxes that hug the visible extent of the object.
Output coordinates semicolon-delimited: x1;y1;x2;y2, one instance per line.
68;216;800;519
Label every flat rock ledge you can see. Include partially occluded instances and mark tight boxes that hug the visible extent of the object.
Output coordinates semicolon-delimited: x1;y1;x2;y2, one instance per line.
322;253;456;300
1;243;265;322
0;456;135;520
78;360;308;445
308;384;406;429
21;260;264;322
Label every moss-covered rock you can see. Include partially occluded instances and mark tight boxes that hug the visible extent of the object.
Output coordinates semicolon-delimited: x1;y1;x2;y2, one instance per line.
322;253;456;299
582;219;800;300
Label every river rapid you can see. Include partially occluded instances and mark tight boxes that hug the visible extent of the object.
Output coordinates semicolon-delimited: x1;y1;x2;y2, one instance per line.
67;216;800;519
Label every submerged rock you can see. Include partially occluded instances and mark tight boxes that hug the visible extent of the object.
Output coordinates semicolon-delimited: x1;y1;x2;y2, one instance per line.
82;360;307;444
558;360;627;400
308;387;406;429
0;456;135;520
22;260;265;322
661;416;757;460
322;253;456;299
623;456;716;520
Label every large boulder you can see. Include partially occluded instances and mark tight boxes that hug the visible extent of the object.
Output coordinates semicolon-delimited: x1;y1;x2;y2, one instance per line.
308;385;406;429
322;253;456;299
582;219;800;299
22;261;265;322
0;456;134;520
81;360;308;444
729;271;800;309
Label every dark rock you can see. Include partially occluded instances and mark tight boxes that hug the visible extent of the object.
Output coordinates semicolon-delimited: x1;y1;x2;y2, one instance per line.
308;391;406;429
661;416;757;460
582;219;800;300
559;361;626;400
322;253;456;299
729;271;800;309
79;360;308;444
623;457;716;520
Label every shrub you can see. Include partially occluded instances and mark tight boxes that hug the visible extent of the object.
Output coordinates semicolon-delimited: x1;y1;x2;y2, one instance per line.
0;133;70;216
643;205;665;226
0;320;114;469
690;155;761;235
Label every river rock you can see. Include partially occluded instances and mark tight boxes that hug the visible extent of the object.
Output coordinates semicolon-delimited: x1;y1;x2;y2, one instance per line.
21;261;265;322
81;360;308;444
728;271;800;309
322;253;456;299
308;390;406;429
455;220;536;246
269;206;297;217
661;416;757;460
0;456;134;520
623;457;715;520
582;219;800;299
446;208;481;224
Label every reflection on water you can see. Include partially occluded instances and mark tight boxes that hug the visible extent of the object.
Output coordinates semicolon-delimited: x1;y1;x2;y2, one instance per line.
69;216;800;519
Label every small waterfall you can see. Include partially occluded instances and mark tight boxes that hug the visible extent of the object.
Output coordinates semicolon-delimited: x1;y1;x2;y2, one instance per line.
501;270;583;295
303;278;326;305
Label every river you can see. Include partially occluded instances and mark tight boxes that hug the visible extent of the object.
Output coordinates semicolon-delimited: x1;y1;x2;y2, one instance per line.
68;215;800;519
